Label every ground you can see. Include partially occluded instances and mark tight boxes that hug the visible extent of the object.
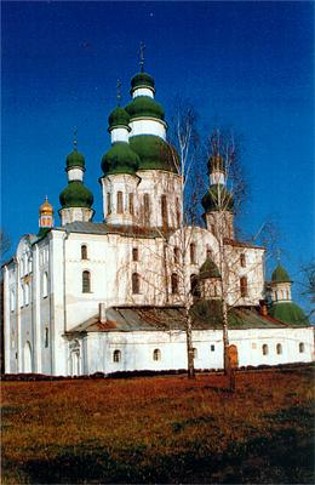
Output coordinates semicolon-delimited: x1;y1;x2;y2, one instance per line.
1;365;314;484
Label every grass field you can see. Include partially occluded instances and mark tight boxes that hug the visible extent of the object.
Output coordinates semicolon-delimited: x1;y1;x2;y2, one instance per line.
1;366;314;484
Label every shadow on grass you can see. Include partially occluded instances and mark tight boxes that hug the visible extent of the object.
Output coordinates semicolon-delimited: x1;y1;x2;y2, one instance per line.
18;427;314;484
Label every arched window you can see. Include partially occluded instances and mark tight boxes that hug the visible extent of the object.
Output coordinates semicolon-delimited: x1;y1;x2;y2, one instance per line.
143;193;150;226
113;350;121;363
153;349;161;361
174;246;180;264
190;243;196;264
240;253;246;267
45;327;49;348
176;197;181;226
240;276;248;297
132;273;140;294
132;247;139;262
299;342;305;353
193;348;198;359
82;271;91;293
43;272;48;298
276;343;282;355
171;273;178;294
206;247;213;259
129;193;134;215
161;195;168;228
262;344;269;355
190;274;200;297
107;193;111;215
117;191;123;213
81;245;88;260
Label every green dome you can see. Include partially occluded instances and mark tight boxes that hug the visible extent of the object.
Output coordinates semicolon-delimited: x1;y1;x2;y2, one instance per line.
131;72;155;91
199;257;221;280
59;181;94;209
202;184;234;212
125;96;165;121
66;149;85;169
101;142;140;175
271;264;291;283
269;301;309;326
129;135;178;172
108;107;130;130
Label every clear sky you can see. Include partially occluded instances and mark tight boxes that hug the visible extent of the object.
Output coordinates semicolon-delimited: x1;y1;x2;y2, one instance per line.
1;1;314;308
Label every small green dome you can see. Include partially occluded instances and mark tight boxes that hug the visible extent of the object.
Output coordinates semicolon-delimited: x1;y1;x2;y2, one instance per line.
269;301;309;326
101;142;140;175
199;257;221;280
108;107;130;130
202;184;234;212
131;72;155;91
59;181;94;209
129;135;178;172
66;149;85;169
271;264;291;283
125;96;165;121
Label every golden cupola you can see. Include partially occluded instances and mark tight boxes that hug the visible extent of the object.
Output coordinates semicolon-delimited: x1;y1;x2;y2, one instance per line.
39;196;54;229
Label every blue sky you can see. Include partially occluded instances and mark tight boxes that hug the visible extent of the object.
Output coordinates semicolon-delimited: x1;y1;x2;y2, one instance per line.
1;1;314;308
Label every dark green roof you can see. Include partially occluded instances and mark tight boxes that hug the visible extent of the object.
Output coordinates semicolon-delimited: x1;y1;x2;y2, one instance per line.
271;264;291;283
66;149;85;169
131;72;155;91
101;142;140;175
129;135;178;172
108;107;130;130
199;257;221;280
202;184;234;212
59;181;94;209
125;96;165;121
269;302;309;326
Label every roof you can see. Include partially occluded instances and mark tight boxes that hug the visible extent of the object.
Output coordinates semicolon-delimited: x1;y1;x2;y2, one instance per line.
223;238;265;250
65;304;303;335
271;264;291;283
269;301;309;326
55;221;167;239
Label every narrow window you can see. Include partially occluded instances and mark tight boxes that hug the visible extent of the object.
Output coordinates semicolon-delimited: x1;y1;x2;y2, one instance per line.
153;349;161;361
81;245;88;260
190;274;200;297
174;246;180;264
143;193;150;226
240;276;248;297
276;343;282;355
193;348;198;359
43;272;48;298
107;193;111;215
10;290;15;312
113;350;121;363
161;194;168;228
299;342;305;353
82;271;91;293
132;273;140;294
129;193;134;215
132;247;139;262
190;243;196;264
213;283;218;297
262;344;269;355
240;253;246;267
176;197;181;226
171;273;178;294
24;283;29;306
210;344;215;352
206;248;213;259
117;191;123;214
45;327;49;348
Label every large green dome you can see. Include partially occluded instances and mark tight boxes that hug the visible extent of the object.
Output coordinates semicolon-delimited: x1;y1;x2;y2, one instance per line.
59;181;94;208
66;149;85;169
269;301;309;326
271;264;291;283
129;135;178;172
202;184;234;212
125;96;165;121
101;142;140;175
131;72;155;91
108;107;130;130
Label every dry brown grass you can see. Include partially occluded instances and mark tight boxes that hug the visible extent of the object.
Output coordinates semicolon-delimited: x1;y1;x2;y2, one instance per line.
1;366;314;484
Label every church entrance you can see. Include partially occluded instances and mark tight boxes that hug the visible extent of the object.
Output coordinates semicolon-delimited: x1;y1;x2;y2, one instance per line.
228;344;239;368
23;341;33;373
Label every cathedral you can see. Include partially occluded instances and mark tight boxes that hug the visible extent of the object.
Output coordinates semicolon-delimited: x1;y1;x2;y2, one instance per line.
3;64;313;376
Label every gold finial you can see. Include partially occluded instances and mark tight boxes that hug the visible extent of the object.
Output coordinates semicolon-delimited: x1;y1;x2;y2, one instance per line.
116;78;122;106
139;41;146;72
73;126;78;150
